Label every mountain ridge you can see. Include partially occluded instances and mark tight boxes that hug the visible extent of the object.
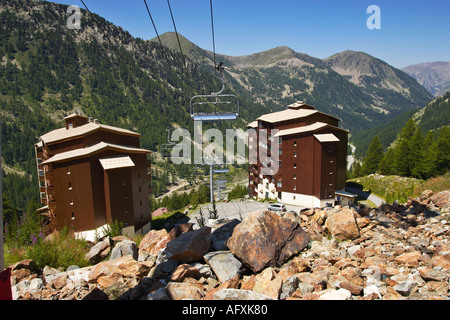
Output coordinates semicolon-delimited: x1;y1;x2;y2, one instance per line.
402;61;450;97
154;32;433;132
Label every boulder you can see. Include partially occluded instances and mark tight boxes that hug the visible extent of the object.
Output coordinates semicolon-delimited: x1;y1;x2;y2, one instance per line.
395;251;427;267
393;280;417;296
170;264;201;282
227;210;310;273
138;229;170;257
110;240;138;260
212;288;274;300
203;251;243;283
324;208;360;241
84;237;113;264
430;252;450;270
88;255;152;288
166;282;204;300
210;219;240;251
430;190;450;208
318;288;352;300
166;227;211;263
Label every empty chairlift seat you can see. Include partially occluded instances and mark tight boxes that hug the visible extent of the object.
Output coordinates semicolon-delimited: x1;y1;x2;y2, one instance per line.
190;94;239;122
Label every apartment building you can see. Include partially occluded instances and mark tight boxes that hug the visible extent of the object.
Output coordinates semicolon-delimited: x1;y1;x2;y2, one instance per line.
248;101;349;208
35;114;152;238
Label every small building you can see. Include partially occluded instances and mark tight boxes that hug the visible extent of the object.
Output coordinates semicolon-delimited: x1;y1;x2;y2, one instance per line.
248;101;349;208
335;190;358;206
35;114;152;239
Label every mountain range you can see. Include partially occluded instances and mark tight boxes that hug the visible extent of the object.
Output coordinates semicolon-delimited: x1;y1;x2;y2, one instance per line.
155;32;433;133
402;61;450;97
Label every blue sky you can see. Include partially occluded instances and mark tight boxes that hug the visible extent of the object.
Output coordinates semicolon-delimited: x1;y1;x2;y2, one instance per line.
52;0;449;68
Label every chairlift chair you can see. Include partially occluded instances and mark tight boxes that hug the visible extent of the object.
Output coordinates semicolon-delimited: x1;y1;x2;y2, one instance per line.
190;61;239;122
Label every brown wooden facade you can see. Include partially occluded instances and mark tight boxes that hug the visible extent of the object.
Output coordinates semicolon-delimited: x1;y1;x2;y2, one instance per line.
35;114;152;236
248;102;349;208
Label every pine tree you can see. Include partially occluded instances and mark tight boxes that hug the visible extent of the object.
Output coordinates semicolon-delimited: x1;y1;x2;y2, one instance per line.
378;147;396;175
394;119;417;177
435;126;450;175
411;127;425;178
421;131;437;179
361;136;384;175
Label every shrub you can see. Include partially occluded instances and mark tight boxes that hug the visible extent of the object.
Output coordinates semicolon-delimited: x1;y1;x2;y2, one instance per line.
25;227;90;270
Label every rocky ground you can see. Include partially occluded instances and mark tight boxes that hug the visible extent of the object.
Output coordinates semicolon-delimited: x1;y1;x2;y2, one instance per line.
8;190;450;300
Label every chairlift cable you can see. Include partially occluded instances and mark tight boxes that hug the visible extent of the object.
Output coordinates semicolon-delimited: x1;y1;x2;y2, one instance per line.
143;0;172;67
209;0;217;75
166;0;186;68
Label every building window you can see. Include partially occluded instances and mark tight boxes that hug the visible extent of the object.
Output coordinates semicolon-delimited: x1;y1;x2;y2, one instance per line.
294;163;296;168
122;179;127;185
278;149;282;155
294;140;297;146
293;196;296;200
71;212;75;220
123;193;128;199
328;146;333;153
294;151;297;157
68;122;73;129
40;192;46;199
124;206;129;213
67;166;71;174
293;174;296;179
276;181;282;188
38;170;44;177
330;159;334;164
330;171;333;175
293;185;296;191
139;186;142;193
69;197;74;205
140;200;143;207
37;158;42;164
68;182;72;190
278;160;282;167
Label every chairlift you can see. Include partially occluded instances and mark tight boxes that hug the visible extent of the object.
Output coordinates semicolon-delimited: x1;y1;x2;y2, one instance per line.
213;164;229;174
190;62;239;122
160;128;185;160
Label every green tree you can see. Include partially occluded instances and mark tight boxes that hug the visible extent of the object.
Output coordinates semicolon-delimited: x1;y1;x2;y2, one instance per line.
361;136;384;175
435;126;450;175
420;131;437;179
378;148;396;175
394;119;417;176
411;127;425;179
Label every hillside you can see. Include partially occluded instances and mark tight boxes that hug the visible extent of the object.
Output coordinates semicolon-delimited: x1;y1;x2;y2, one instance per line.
351;92;450;159
157;33;433;133
402;61;450;97
0;0;269;209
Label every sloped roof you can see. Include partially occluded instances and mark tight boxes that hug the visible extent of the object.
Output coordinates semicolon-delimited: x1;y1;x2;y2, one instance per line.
99;155;135;170
42;142;151;165
40;122;140;145
257;108;318;123
273;122;349;137
314;133;340;142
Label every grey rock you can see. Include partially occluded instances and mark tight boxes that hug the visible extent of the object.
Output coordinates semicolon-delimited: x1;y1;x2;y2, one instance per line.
280;275;300;300
212;289;274;300
110;240;138;260
393;280;417;296
203;251;243;283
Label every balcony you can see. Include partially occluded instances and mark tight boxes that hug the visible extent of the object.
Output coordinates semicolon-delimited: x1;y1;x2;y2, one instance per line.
48;200;57;212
